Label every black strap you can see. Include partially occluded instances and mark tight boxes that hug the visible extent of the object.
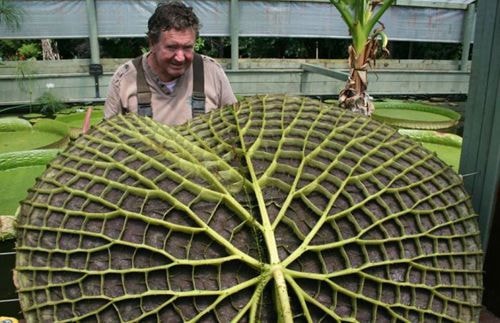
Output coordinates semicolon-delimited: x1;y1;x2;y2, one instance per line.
192;53;206;117
126;54;205;119
131;56;153;117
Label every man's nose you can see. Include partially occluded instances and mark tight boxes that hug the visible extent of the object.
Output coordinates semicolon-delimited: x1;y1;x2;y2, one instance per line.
174;49;186;61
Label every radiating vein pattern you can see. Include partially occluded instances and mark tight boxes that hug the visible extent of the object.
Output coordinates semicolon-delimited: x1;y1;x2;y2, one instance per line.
16;95;482;322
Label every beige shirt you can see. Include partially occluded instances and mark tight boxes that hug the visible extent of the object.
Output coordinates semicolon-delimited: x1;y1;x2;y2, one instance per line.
104;52;237;126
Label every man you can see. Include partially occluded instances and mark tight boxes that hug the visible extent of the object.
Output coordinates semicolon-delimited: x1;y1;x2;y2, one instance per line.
104;1;237;125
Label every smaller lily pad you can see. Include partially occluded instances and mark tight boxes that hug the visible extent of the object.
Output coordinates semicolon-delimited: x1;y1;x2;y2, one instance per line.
0;149;60;216
0;118;70;153
21;113;46;120
0;117;32;132
373;100;461;130
399;129;462;171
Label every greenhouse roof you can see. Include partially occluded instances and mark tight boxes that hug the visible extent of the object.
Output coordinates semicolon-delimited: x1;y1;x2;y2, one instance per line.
396;0;475;8
0;0;476;43
397;0;475;7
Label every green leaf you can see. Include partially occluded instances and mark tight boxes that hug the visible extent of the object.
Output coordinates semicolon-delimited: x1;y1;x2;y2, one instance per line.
15;95;483;322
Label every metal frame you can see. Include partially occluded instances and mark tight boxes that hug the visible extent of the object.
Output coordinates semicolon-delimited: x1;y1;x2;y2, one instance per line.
460;0;500;250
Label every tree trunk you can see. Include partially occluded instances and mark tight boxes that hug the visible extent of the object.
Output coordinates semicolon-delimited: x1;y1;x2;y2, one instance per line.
41;39;60;60
338;44;374;116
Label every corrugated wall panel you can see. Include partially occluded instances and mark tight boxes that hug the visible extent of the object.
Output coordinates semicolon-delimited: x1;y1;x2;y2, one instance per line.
0;0;471;42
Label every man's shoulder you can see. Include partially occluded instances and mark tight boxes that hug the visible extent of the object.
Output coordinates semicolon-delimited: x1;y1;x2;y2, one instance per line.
112;59;137;82
199;54;226;70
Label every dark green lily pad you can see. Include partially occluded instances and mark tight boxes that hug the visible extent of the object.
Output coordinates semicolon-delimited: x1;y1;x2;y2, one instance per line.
0;118;70;153
0;149;60;216
399;129;462;171
373;100;461;130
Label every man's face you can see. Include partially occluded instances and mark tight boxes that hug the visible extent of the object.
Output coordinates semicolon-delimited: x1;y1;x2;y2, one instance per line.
149;28;196;82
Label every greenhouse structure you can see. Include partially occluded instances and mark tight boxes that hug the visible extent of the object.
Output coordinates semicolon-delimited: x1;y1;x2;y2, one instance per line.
0;0;499;322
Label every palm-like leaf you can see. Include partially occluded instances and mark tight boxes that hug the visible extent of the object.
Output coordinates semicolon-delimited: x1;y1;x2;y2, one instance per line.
330;0;395;115
0;0;24;30
16;95;482;322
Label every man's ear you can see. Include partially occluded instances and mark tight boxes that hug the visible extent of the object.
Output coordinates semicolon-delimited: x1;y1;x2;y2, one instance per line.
148;38;155;52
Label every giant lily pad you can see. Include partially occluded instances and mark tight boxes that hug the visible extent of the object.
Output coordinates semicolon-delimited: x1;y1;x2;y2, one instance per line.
373;100;461;130
0;118;70;153
0;149;60;216
15;95;482;322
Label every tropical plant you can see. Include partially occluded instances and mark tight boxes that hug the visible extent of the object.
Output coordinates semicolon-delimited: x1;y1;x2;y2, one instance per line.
34;91;66;117
15;58;37;107
17;42;41;60
15;95;482;322
330;0;395;115
0;0;23;30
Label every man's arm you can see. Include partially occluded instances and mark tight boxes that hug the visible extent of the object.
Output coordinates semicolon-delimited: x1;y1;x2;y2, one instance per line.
104;63;134;119
217;67;238;107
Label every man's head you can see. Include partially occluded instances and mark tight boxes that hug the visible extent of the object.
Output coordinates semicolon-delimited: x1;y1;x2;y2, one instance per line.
146;1;200;82
147;1;200;45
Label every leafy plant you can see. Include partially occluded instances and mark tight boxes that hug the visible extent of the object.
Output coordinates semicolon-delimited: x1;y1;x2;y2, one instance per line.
15;58;37;106
330;0;395;115
34;91;66;117
0;0;24;30
17;42;41;60
15;95;483;322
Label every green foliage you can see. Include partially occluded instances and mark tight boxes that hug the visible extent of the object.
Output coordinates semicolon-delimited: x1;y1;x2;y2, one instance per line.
99;37;147;58
15;95;483;322
0;39;18;60
15;58;37;105
330;0;396;115
330;0;394;54
17;42;41;60
0;0;24;30
33;91;66;117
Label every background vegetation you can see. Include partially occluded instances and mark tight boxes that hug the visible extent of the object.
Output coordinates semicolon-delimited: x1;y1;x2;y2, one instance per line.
0;37;464;61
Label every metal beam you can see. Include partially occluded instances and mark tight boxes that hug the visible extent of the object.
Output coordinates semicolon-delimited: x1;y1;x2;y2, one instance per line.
86;0;102;98
301;63;349;81
230;0;239;71
395;0;473;10
459;0;500;251
460;3;475;71
85;0;100;65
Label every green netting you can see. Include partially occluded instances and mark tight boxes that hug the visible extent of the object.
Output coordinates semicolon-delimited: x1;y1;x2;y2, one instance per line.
15;95;483;322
